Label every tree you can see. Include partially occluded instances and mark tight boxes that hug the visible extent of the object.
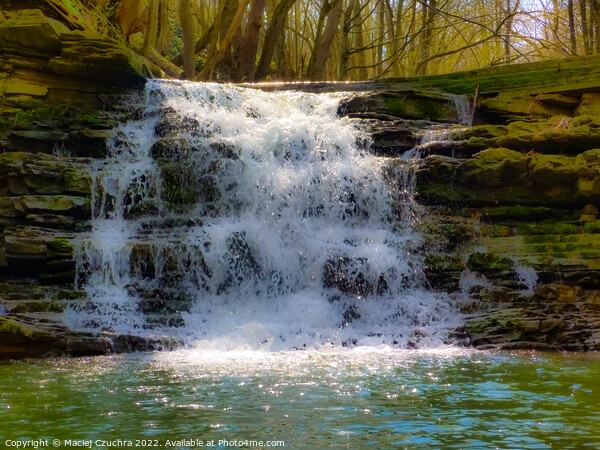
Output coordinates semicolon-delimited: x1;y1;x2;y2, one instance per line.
235;0;267;81
255;0;300;80
47;0;600;83
306;0;344;79
179;0;196;79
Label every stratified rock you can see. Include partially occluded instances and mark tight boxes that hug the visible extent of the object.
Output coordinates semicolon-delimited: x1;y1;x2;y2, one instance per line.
531;154;587;184
339;89;466;123
0;152;92;197
0;9;67;55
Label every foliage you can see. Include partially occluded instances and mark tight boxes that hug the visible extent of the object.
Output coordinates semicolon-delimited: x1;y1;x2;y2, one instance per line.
40;0;600;82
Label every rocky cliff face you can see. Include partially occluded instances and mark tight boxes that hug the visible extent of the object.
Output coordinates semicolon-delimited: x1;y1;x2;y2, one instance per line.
338;58;600;351
0;7;178;358
2;8;600;358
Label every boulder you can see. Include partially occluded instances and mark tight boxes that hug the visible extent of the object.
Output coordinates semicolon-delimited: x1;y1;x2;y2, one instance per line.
530;154;588;184
0;9;67;55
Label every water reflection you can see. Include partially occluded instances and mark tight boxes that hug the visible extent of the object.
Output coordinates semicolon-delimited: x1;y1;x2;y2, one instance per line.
0;349;599;448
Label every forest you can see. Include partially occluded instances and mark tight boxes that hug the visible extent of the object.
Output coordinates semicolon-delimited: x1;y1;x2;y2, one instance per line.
28;0;600;82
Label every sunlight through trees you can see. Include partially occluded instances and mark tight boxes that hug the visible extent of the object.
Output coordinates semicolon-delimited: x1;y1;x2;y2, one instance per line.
50;0;600;81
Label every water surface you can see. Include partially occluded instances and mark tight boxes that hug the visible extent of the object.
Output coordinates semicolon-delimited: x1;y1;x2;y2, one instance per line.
1;348;599;448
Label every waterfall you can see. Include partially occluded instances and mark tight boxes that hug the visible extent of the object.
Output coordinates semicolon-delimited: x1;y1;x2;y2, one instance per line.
67;80;458;350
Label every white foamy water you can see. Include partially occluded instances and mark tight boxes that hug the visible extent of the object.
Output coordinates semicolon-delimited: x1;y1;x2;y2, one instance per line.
67;80;459;350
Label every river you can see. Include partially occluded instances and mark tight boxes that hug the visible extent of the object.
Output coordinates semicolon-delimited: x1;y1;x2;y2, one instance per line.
1;348;599;448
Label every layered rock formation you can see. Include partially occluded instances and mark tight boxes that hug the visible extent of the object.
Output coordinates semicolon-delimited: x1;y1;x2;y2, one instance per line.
0;7;178;358
415;125;600;351
340;58;600;351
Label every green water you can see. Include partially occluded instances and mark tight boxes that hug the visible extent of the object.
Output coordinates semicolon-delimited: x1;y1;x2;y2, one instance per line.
1;348;599;449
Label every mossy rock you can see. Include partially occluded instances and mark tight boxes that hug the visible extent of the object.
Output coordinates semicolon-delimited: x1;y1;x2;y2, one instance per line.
516;222;581;235
457;148;530;188
16;195;90;218
3;80;48;97
9;300;64;314
0;9;67;55
339;90;462;122
0;316;52;340
151;138;192;159
0;152;92;197
480;205;555;220
575;93;600;115
467;124;508;139
423;253;466;272
56;288;87;300
583;221;600;233
468;252;515;271
160;162;218;206
47;32;150;86
530;154;588;184
124;200;160;220
46;237;72;254
576;175;600;200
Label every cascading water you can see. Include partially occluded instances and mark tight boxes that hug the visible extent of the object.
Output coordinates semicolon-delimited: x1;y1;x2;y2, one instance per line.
67;80;459;350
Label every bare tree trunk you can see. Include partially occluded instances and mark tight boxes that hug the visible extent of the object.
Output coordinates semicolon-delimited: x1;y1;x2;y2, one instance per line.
179;0;195;79
376;0;385;76
305;0;332;77
255;0;299;80
198;0;226;79
593;0;600;52
143;0;159;54
355;0;367;80
581;0;592;54
389;0;403;76
339;0;358;80
276;23;289;79
221;0;244;73
550;0;563;56
157;0;171;55
417;0;436;75
197;0;249;80
503;0;514;62
568;0;577;54
235;0;267;81
306;0;344;80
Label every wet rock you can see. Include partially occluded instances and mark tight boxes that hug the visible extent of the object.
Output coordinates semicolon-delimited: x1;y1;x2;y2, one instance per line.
459;148;530;188
339;90;465;123
323;257;375;297
0;152;92;197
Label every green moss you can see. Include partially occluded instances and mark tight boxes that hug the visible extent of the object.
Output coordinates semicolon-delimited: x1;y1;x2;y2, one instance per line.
424;254;465;271
63;167;92;195
0;118;10;131
468;252;514;271
523;234;562;244
14;110;34;128
481;205;554;219
47;238;72;253
516;222;581;235
583;221;600;233
382;94;455;121
11;301;64;313
492;225;513;237
57;289;88;300
0;317;49;340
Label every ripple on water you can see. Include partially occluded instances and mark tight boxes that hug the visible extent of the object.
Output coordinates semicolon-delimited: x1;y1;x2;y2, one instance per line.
0;349;599;448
